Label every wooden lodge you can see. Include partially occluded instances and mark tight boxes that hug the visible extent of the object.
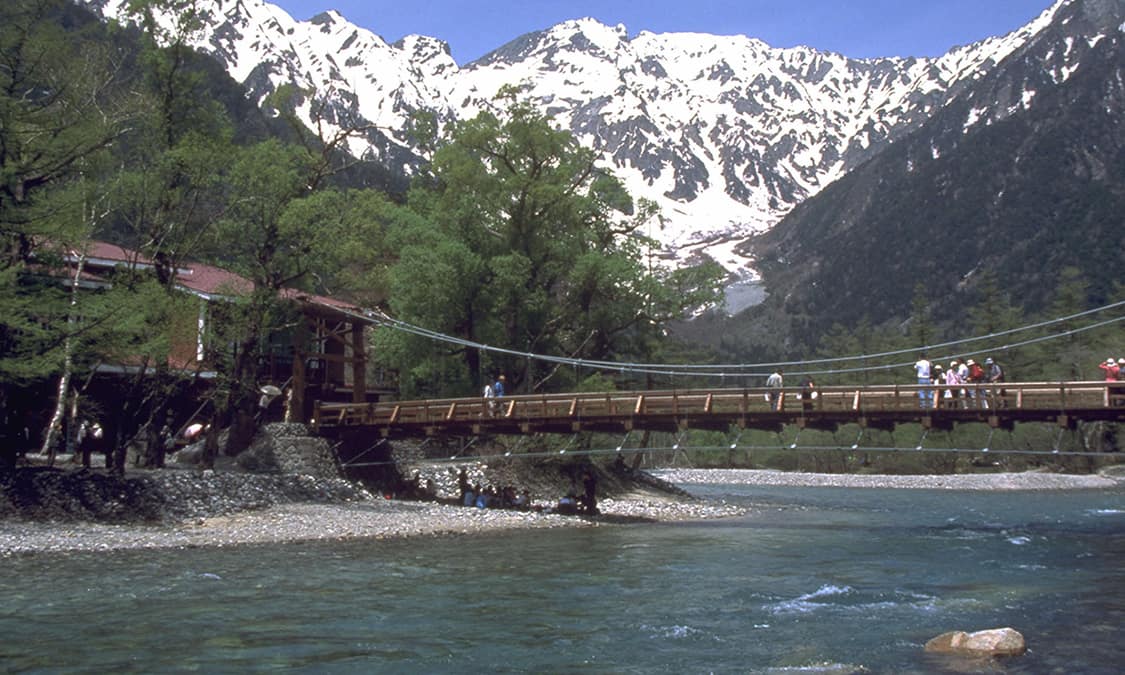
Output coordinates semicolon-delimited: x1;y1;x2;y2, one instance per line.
63;241;395;424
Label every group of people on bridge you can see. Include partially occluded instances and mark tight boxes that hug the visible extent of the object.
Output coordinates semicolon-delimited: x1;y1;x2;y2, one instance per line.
482;374;506;416
913;355;1006;409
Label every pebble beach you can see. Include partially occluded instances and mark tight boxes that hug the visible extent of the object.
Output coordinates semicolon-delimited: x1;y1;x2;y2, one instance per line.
2;468;1120;556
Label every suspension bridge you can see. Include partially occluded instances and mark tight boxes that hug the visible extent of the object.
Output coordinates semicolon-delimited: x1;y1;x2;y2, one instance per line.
312;381;1124;441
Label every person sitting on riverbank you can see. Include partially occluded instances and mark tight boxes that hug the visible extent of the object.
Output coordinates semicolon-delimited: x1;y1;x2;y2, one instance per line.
464;483;480;507
555;492;578;515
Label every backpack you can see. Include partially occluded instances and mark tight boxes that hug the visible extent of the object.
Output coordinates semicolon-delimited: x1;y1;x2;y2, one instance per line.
969;363;985;381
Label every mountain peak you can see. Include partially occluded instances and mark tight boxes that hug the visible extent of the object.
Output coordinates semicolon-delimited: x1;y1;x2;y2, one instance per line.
78;0;1106;278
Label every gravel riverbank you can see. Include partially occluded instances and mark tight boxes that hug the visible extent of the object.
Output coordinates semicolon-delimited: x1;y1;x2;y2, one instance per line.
0;466;745;555
3;467;1120;556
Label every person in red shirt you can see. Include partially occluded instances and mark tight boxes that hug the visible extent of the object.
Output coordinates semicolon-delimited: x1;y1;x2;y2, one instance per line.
1098;357;1119;381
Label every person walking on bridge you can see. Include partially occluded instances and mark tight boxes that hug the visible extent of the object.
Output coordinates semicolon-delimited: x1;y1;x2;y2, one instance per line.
494;374;506;397
914;354;932;409
766;369;784;411
483;380;496;416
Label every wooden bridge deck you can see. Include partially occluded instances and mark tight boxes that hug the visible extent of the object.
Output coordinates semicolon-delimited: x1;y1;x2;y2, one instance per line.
312;381;1125;439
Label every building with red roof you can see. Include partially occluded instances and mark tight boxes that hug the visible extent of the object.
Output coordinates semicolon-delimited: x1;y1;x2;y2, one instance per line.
60;240;394;423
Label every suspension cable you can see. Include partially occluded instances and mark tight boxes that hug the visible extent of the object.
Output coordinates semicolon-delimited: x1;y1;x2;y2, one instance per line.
329;300;1124;380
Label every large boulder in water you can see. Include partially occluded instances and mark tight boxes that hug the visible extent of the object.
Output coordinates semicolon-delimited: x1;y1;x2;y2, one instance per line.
925;627;1026;657
235;423;341;479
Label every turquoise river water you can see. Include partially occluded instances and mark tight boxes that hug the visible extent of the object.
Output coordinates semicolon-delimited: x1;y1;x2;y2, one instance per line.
1;482;1122;673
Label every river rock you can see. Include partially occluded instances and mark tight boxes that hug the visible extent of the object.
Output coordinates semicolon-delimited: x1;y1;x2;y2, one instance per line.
924;628;1026;657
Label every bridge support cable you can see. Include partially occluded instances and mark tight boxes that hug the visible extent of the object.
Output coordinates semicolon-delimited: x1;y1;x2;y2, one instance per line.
668;431;693;468
502;435;531;457
1052;426;1067;454
615;431;633;452
915;428;929;451
981;428;996;454
789;429;802;450
360;300;1125;379
339;438;387;468
849;428;866;450
450;436;478;460
556;434;580;455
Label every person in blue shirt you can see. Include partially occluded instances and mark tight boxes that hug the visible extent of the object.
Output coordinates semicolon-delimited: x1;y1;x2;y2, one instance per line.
494;374;506;397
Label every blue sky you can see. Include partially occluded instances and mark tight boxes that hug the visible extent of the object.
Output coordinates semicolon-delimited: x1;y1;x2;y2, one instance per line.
270;0;1055;64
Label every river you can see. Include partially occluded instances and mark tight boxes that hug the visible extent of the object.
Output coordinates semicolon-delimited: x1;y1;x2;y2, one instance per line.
1;482;1122;673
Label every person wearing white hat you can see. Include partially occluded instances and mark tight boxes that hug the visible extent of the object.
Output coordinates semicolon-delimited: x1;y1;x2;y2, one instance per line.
1117;359;1125;406
1106;358;1125;407
945;361;964;408
1099;358;1119;382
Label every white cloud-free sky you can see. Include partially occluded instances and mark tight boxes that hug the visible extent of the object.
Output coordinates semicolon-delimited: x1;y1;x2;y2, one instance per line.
269;0;1056;64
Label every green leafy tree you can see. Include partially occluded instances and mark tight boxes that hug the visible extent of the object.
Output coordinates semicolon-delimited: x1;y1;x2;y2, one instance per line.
201;139;319;457
114;0;231;284
381;92;722;396
0;0;138;466
0;0;129;371
74;0;237;471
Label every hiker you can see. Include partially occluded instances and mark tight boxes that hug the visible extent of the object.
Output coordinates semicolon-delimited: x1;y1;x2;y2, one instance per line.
914;355;932;409
800;376;817;412
945;361;964;408
766;369;784;411
483;380;496;416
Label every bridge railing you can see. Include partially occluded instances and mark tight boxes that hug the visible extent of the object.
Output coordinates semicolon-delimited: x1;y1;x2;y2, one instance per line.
312;380;1121;432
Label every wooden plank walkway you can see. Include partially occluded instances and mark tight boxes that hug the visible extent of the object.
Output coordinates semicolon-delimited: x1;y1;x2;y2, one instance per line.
312;381;1125;439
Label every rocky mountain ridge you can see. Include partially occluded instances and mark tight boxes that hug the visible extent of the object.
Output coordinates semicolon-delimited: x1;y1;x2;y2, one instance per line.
80;0;1102;278
737;0;1125;341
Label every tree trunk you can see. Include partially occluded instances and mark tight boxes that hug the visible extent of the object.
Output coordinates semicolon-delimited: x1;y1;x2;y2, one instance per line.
41;251;88;463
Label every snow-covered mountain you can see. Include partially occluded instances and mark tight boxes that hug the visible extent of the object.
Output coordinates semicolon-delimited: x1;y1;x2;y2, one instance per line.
81;0;1096;276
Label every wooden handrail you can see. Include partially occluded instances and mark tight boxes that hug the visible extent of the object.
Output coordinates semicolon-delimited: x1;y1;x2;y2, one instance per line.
313;381;1122;433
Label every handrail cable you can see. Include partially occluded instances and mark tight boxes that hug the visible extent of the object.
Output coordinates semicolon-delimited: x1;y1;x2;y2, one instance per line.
322;299;1124;379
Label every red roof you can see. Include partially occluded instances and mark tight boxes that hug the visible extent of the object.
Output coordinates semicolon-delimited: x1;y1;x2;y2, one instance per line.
73;240;361;314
